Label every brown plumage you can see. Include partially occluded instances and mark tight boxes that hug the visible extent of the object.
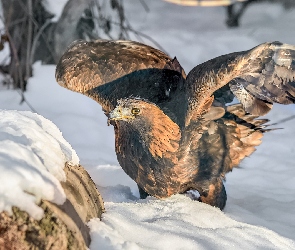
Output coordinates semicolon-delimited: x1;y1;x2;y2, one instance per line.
56;39;295;209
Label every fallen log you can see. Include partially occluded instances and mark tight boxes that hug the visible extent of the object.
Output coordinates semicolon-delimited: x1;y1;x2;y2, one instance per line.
0;163;105;250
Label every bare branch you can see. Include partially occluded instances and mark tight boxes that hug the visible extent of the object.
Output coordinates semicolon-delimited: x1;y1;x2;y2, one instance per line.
26;0;33;83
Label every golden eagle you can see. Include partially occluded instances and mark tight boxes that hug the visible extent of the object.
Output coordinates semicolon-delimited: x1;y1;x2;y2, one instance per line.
56;40;295;209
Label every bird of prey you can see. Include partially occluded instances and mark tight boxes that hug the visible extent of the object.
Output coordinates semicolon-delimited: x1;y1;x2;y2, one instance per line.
56;39;295;209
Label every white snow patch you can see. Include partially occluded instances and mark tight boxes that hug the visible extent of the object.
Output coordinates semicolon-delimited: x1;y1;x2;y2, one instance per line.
0;110;79;219
89;195;295;250
42;0;68;22
0;0;295;248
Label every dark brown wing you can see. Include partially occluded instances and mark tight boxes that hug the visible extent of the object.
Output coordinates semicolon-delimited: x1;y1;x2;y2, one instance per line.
55;39;186;114
185;41;295;126
173;103;268;209
174;103;266;182
180;41;295;177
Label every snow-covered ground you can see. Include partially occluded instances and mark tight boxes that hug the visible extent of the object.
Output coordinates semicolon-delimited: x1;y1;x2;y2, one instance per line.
1;0;295;249
0;110;79;219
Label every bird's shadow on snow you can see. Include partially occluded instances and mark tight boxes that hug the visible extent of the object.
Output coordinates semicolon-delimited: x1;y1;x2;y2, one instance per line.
97;184;139;203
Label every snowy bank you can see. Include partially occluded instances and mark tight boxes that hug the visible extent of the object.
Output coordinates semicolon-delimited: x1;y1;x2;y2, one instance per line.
0;110;79;219
0;0;295;249
89;195;295;250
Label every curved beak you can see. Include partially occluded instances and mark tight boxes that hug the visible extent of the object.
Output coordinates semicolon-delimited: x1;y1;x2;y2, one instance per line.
107;107;134;126
108;107;123;121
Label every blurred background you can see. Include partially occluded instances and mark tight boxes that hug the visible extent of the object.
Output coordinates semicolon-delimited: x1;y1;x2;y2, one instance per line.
0;0;295;245
0;0;295;93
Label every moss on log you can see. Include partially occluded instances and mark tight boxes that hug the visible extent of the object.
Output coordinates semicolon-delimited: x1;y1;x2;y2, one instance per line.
0;163;105;249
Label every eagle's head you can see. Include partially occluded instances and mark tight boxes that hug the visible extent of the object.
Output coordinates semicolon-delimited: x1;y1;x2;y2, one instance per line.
108;99;142;122
108;98;181;159
108;98;159;125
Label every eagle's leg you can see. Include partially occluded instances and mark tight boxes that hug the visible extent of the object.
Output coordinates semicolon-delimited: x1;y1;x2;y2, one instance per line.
197;178;227;210
138;185;149;199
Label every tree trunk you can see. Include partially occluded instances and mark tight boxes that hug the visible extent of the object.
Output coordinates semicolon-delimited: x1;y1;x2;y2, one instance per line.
0;0;92;89
1;0;51;90
1;0;128;91
0;163;105;249
53;0;92;61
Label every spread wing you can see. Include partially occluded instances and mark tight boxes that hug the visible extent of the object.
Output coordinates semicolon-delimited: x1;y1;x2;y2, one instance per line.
185;41;295;126
182;41;295;175
176;103;268;186
55;39;185;114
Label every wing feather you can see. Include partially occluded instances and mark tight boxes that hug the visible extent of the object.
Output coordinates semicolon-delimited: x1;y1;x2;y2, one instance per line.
222;104;267;172
56;39;186;113
185;42;295;126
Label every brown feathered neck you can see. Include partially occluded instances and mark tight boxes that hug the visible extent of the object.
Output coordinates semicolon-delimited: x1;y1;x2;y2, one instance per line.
111;98;181;159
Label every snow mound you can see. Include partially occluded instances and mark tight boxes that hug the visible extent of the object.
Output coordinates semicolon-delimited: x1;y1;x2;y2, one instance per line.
89;195;295;250
0;110;79;219
42;0;68;22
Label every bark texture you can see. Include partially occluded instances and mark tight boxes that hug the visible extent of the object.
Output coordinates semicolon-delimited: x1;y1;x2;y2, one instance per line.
0;163;105;249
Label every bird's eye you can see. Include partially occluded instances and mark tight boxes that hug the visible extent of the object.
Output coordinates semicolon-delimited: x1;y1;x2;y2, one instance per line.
131;107;140;115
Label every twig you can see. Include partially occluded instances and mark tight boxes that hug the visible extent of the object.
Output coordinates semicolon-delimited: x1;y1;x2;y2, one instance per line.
4;27;23;90
16;89;38;113
16;0;55;63
30;19;52;65
0;16;27;29
91;16;169;55
92;0;114;40
138;0;150;12
121;21;169;55
26;0;33;84
271;115;295;126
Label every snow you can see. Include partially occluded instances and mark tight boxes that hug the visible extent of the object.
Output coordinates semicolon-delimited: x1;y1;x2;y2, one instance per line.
88;196;295;250
42;0;68;22
0;110;79;219
1;0;295;249
0;2;10;66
